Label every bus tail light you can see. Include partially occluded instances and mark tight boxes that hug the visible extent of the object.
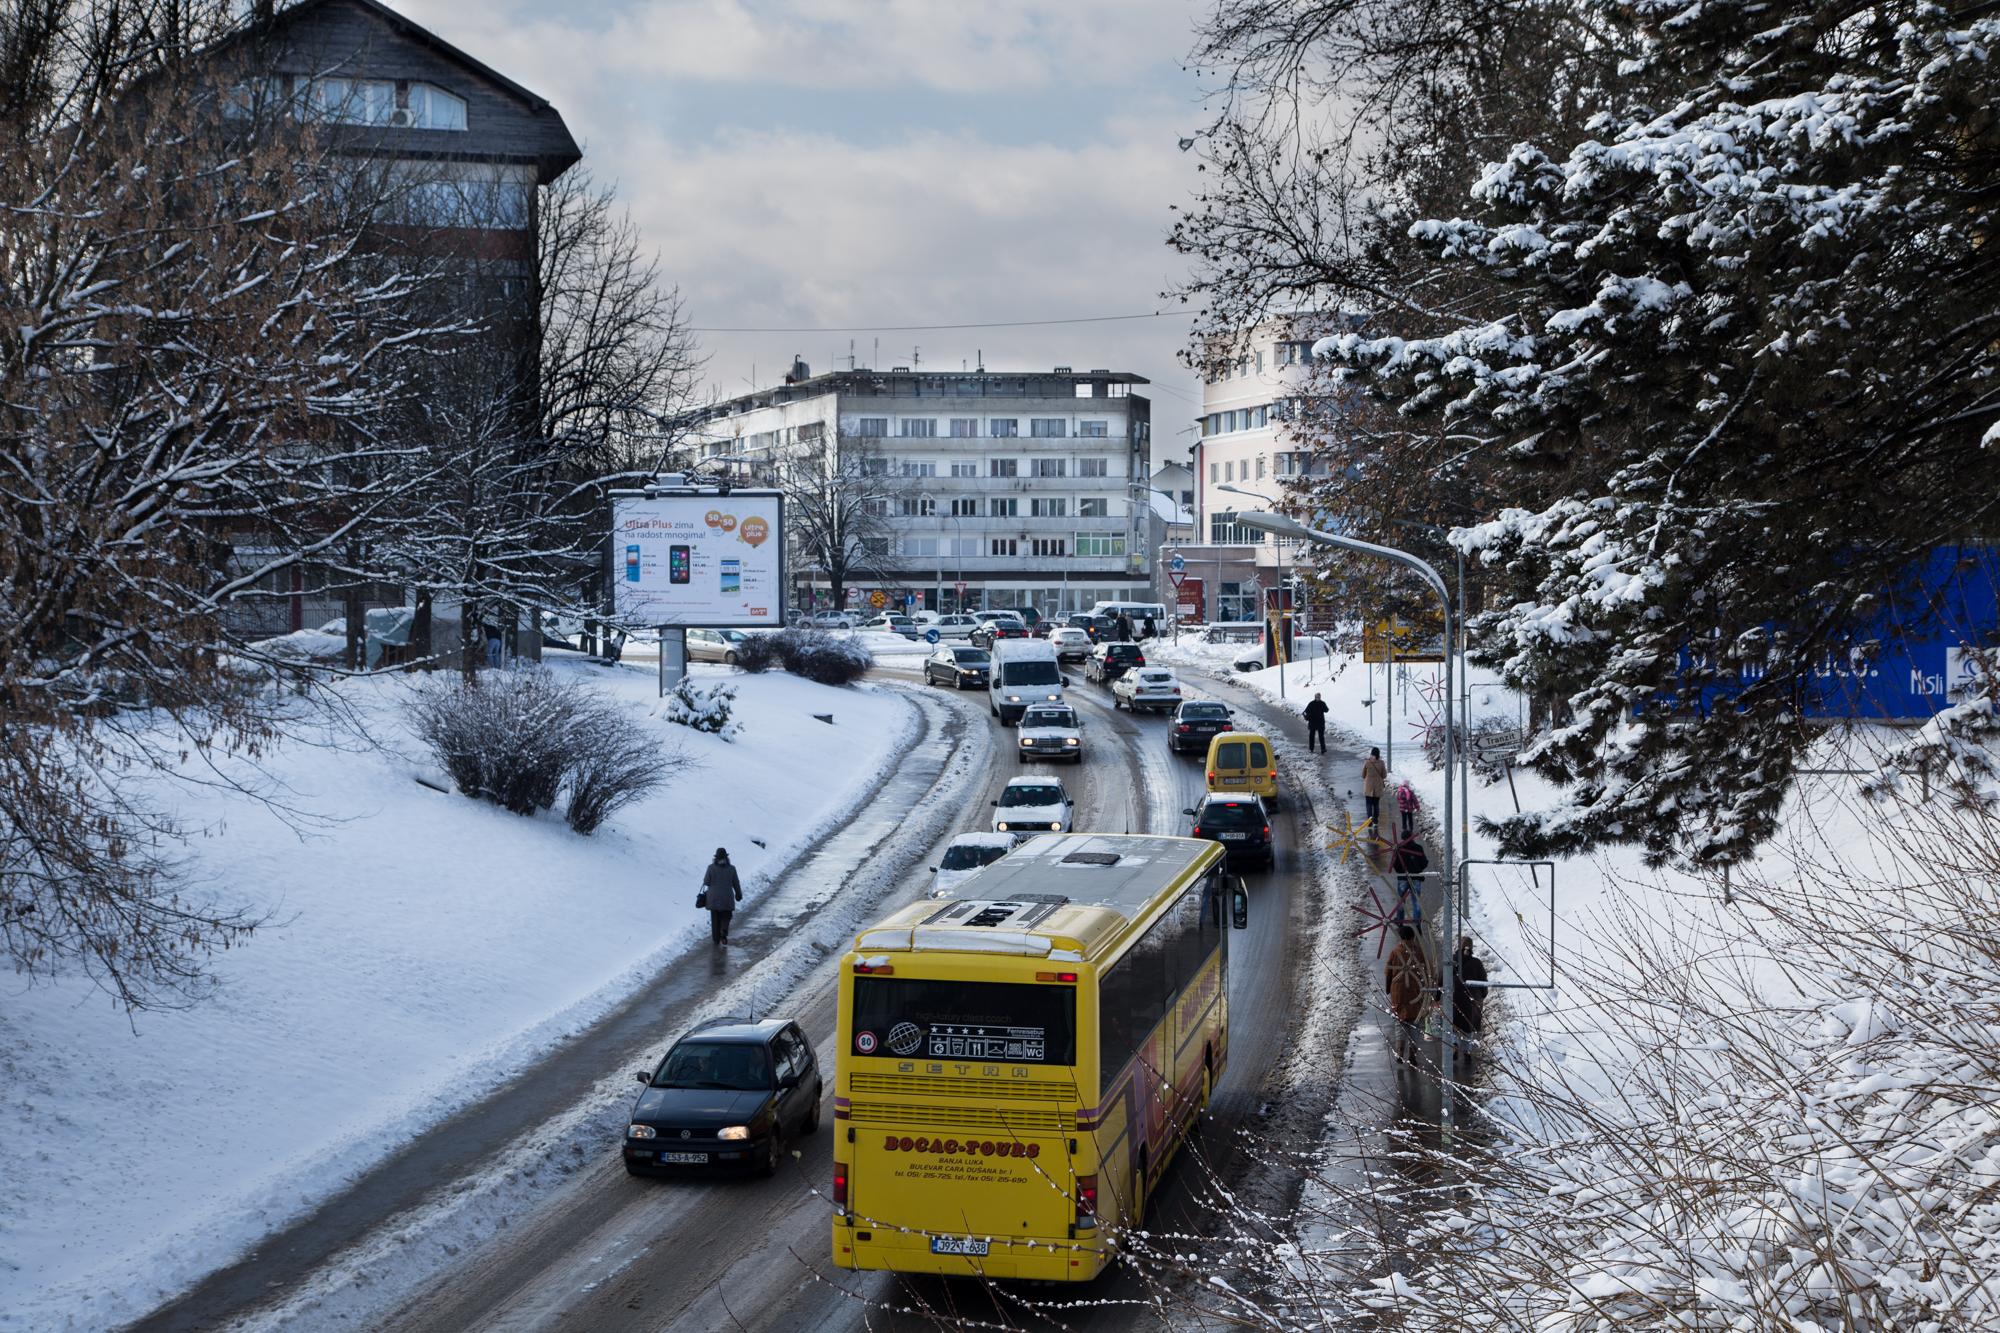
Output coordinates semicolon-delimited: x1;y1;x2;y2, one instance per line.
1076;1175;1098;1221
853;961;893;975
1035;971;1079;983
833;1165;848;1208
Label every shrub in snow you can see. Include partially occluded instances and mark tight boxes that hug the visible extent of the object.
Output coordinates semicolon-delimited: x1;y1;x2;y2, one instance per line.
729;633;780;674
406;670;581;814
661;677;739;738
563;728;677;835
772;628;872;686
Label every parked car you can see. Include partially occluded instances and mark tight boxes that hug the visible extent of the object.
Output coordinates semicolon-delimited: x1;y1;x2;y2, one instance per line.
970;615;1031;649
994;606;1046;635
924;644;992;689
1085;641;1147;684
623;1018;821;1177
991;775;1074;835
1184;793;1275;870
1062;612;1116;643
1232;634;1334;672
804;611;857;629
931;613;980;640
1047;626;1094;662
861;614;920;640
1168;699;1235;755
1016;703;1083;764
1112;666;1183;713
928;832;1015;897
1199;621;1265;645
686;628;752;664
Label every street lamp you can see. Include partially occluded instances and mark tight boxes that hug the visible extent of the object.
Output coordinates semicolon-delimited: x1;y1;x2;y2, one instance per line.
1225;503;1465;1131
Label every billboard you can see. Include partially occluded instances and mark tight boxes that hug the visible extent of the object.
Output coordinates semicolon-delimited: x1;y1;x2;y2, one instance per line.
612;492;784;628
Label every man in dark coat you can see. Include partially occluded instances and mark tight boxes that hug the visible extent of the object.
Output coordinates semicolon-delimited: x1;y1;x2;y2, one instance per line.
1303;692;1329;752
1389;835;1428;927
1451;936;1488;1037
1385;926;1432;1064
702;847;743;946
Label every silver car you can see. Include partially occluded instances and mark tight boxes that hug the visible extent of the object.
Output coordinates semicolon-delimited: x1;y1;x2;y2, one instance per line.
686;628;751;664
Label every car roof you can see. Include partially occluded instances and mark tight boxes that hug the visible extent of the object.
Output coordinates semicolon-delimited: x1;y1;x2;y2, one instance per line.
1004;775;1066;788
683;1016;789;1042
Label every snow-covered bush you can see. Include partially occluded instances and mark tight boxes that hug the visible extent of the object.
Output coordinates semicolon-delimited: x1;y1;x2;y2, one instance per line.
729;633;780;674
772;628;872;686
563;729;678;835
661;677;740;738
405;669;583;815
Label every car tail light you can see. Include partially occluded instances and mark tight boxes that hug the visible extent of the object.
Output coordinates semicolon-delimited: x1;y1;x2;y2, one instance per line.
1077;1174;1098;1221
833;1165;848;1208
1176;724;1190;733
1135;656;1146;666
1263;825;1271;837
1190;826;1202;837
1207;771;1216;782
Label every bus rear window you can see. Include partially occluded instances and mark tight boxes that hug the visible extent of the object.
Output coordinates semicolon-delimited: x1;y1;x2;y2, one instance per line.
851;978;1076;1065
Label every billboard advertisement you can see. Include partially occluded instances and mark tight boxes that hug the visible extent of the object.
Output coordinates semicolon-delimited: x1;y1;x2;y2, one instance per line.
612;492;784;628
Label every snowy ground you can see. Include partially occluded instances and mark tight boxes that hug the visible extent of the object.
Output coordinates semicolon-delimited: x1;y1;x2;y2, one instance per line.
0;658;915;1331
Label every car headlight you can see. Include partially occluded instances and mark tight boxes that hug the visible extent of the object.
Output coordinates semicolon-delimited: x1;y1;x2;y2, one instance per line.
1044;693;1059;701
1049;821;1063;830
996;820;1010;831
718;1125;751;1141
1006;694;1021;702
1064;737;1079;746
1020;736;1034;746
628;1124;657;1139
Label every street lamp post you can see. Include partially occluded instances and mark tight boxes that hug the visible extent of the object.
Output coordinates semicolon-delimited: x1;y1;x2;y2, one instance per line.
1227;504;1464;1130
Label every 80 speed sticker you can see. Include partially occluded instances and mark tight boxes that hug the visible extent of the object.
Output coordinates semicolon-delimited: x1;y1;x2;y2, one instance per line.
854;1030;878;1055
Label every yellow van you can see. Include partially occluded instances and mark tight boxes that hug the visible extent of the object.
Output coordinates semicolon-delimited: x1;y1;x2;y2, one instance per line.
1205;732;1278;803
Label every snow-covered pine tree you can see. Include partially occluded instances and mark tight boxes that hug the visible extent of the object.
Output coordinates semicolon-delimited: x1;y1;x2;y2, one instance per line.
1326;0;2000;864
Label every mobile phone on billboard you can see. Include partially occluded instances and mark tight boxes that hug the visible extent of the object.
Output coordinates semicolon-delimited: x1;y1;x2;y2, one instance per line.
719;558;741;595
624;545;641;582
669;545;691;584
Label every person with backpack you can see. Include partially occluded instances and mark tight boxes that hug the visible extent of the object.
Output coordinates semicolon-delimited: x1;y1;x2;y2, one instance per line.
1385;926;1433;1064
698;847;744;946
1389;833;1429;927
1396;779;1420;837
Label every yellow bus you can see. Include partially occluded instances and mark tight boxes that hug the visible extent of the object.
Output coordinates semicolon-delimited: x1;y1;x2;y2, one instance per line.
830;833;1247;1281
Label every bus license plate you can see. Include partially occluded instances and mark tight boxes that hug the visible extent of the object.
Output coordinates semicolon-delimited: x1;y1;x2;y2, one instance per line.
931;1236;990;1257
660;1151;708;1164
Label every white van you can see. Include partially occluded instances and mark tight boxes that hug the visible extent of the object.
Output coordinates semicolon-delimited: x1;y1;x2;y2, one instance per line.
990;639;1067;724
1089;600;1168;626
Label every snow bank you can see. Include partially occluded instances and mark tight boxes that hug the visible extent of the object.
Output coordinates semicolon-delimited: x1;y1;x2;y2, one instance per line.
0;659;913;1331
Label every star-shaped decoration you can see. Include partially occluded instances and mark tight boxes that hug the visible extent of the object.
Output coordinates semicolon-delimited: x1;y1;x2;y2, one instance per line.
1410;703;1448;749
1350;878;1403;959
1416;671;1449;705
1325;809;1391;864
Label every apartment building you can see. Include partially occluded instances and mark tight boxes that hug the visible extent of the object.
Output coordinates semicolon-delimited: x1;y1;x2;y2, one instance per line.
682;365;1155;616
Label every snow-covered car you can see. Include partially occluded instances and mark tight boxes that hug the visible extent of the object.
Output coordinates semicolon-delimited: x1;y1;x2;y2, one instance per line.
1016;703;1083;764
927;832;1015;897
861;614;920;640
1232;634;1333;672
1046;627;1093;662
990;776;1074;835
1113;667;1183;713
931;613;980;640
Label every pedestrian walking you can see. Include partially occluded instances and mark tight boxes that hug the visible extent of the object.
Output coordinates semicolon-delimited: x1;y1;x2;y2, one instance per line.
1361;747;1387;829
1385;926;1432;1064
1451;936;1488;1037
698;847;743;946
1303;692;1329;753
1389;833;1428;927
1117;613;1136;643
1141;615;1158;641
1396;778;1420;837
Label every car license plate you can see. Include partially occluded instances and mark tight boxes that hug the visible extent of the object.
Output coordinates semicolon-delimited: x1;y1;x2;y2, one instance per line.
1223;776;1244;785
1219;831;1247;841
931;1236;990;1256
660;1151;708;1164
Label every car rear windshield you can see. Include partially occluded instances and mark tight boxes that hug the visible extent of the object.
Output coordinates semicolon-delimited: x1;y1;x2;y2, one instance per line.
1199;801;1264;828
999;784;1064;807
652;1040;772;1090
952;648;990;663
1214;741;1247;768
851;978;1076;1064
1107;645;1142;661
1181;703;1228;720
1002;660;1061;686
939;843;1007;871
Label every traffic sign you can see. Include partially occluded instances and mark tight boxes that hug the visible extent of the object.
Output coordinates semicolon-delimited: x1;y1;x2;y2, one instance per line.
924;629;940;644
1168;571;1186;589
953;580;967;594
904;593;916;607
1169;553;1186;574
868;589;887;609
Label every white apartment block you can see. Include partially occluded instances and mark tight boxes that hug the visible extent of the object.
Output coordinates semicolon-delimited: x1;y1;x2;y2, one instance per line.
681;365;1156;617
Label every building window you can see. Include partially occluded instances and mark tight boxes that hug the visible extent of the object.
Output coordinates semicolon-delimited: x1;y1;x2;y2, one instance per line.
406;81;467;130
1255;350;1264;373
1032;458;1067;478
990;498;1018;517
898;496;936;517
950;497;978;517
855;417;887;437
1030;418;1067;438
1075;534;1127;557
1224;461;1235;482
899;418;936;437
1209;462;1219;483
306;77;395;125
989;418;1020;437
1078;457;1109;477
902;535;939;557
1031;498;1068;518
1210;514;1257;543
899;459;937;477
859;457;890;476
1079;498;1108;518
1256;456;1267;480
989;458;1018;478
949;460;978;478
949;418;979;437
990;538;1018;557
862;498;888;517
1254;405;1269;429
1077;420;1109;438
1031;538;1067;558
800;421;825;443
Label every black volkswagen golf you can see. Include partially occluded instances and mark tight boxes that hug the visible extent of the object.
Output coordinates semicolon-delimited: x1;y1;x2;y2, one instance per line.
623;1018;822;1177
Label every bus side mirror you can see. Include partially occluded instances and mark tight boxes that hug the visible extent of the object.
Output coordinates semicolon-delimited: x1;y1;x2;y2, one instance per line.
1231;877;1249;930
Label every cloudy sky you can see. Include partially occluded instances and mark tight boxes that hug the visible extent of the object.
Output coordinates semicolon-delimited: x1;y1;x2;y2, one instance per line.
394;0;1218;445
